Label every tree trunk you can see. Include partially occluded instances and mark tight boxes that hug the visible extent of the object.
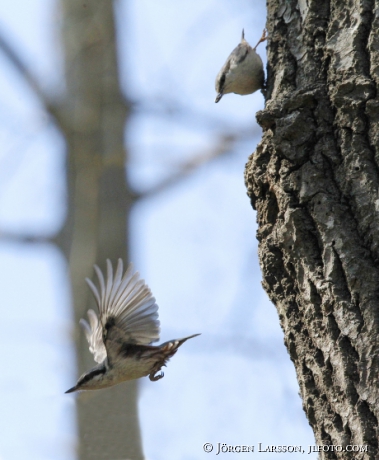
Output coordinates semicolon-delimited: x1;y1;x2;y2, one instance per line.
245;0;379;457
57;1;143;458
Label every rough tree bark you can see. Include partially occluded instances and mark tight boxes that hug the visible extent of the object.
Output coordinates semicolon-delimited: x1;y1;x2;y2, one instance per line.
245;0;379;458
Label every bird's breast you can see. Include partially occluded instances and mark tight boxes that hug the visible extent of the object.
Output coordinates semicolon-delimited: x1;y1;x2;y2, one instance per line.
109;354;158;382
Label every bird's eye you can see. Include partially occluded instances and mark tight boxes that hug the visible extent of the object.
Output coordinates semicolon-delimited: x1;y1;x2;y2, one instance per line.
80;367;105;384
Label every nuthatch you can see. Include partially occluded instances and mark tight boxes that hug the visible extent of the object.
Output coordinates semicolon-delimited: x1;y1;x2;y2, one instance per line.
215;29;267;103
65;259;200;393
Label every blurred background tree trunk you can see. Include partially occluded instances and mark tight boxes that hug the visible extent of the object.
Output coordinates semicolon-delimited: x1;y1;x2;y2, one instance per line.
245;0;379;457
52;1;235;458
55;1;143;458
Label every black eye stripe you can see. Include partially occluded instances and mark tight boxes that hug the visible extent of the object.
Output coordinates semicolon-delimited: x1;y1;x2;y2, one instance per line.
236;47;248;64
219;74;226;90
79;367;106;385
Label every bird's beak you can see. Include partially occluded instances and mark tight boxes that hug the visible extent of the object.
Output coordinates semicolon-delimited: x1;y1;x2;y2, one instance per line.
215;93;223;103
65;385;78;394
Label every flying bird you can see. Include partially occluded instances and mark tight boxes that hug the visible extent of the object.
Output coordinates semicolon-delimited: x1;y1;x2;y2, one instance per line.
65;259;200;393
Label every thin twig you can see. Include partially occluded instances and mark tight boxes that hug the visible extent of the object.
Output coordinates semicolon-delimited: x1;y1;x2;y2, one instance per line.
0;29;59;121
135;133;239;200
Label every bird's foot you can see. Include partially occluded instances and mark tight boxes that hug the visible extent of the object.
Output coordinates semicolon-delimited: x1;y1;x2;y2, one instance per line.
254;28;267;50
149;370;164;381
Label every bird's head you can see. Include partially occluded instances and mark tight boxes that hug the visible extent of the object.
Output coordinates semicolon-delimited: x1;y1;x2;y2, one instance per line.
65;364;107;393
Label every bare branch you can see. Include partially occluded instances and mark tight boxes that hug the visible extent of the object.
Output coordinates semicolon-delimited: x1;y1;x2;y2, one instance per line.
0;230;55;245
135;129;257;200
0;29;58;120
134;96;265;133
135;135;232;199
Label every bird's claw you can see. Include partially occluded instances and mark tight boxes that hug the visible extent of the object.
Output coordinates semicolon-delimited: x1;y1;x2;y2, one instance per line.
149;370;164;382
254;28;268;50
